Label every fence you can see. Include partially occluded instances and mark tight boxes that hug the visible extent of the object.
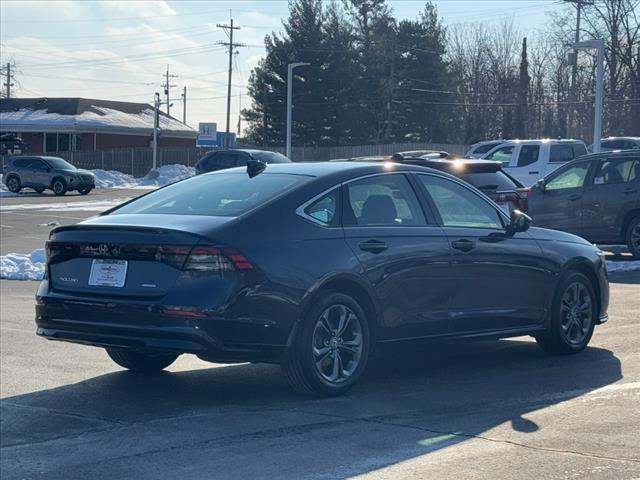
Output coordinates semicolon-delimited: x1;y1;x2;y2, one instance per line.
1;142;469;177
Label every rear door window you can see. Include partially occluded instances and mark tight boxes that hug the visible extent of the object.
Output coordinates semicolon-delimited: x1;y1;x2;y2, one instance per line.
460;171;521;192
550;144;577;163
344;174;426;226
486;146;515;166
594;158;638;185
516;145;540;167
572;144;587;158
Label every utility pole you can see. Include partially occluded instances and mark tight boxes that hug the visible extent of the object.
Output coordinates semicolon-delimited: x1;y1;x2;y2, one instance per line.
3;62;14;99
161;65;178;116
565;0;593;137
571;39;604;152
181;86;187;125
286;62;310;159
153;92;160;170
237;92;242;136
217;19;245;148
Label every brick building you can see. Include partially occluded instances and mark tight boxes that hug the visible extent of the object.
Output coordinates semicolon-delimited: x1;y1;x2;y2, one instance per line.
0;97;198;153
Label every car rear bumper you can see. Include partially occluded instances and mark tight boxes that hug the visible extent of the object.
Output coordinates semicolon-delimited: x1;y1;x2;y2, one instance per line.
35;289;289;363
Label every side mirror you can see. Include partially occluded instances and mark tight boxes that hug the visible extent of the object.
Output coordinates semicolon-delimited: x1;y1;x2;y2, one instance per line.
506;209;532;235
536;178;545;191
246;159;266;178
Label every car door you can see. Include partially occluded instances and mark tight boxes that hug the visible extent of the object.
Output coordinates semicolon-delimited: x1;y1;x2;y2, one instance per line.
527;160;593;236
416;173;550;333
341;173;454;340
29;159;51;187
581;156;640;243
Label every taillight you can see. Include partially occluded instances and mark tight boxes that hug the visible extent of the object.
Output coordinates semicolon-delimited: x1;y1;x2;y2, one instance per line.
517;188;531;213
157;246;191;270
183;246;253;272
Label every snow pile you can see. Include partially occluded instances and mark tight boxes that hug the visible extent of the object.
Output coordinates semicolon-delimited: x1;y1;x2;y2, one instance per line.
0;249;46;281
606;260;640;273
93;164;194;189
0;198;131;212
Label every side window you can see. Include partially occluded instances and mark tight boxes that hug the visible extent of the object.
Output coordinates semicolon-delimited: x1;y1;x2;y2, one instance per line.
594;158;638;185
572;144;587;158
216;153;240;169
304;189;339;225
344;174;426;226
602;140;623;150
486;146;514;166
549;145;575;163
546;162;590;191
30;160;48;171
517;145;540;167
12;158;30;168
418;175;504;229
624;141;639;150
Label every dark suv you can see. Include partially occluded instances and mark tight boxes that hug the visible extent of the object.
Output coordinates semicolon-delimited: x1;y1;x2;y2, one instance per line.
528;150;640;257
195;149;290;175
3;156;95;196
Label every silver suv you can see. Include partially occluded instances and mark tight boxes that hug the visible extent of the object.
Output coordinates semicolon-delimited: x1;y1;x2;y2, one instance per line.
2;156;95;196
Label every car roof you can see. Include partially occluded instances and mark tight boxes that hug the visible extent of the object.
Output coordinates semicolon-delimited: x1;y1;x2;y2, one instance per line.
8;155;64;162
213;160;445;179
602;136;640;141
574;150;640;160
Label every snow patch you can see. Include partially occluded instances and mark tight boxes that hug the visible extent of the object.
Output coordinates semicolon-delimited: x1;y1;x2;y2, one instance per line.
0;249;45;281
605;260;640;273
93;164;194;189
0;198;131;212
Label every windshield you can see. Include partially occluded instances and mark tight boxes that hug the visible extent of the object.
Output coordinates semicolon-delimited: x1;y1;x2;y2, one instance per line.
111;172;309;217
460;171;522;191
44;157;76;170
251;151;291;164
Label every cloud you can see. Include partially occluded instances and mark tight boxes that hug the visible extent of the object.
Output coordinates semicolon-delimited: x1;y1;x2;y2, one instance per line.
98;1;176;20
0;0;89;20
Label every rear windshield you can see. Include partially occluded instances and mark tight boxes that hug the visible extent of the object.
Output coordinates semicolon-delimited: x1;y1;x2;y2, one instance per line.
472;142;501;154
250;151;291;164
459;171;522;191
110;173;308;217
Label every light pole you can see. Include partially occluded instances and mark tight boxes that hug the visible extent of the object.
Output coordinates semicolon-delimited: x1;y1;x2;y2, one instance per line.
286;62;310;160
570;38;604;153
153;92;160;170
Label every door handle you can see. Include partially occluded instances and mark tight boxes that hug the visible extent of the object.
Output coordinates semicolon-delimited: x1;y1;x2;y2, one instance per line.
451;239;475;252
359;240;388;254
568;193;582;201
528;171;539;175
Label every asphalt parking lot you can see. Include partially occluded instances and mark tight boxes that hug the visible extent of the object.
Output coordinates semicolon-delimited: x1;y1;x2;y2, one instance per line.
1;189;639;479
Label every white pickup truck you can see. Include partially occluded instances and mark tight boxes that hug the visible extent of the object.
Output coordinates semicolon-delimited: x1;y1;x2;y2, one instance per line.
480;139;588;186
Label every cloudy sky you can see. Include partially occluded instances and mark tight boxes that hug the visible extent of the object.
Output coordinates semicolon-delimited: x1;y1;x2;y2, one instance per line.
1;0;565;133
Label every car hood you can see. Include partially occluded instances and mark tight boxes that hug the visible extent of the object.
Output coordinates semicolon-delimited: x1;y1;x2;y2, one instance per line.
528;226;592;246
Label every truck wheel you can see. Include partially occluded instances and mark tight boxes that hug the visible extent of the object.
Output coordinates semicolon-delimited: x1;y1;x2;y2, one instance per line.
625;216;640;258
106;348;178;372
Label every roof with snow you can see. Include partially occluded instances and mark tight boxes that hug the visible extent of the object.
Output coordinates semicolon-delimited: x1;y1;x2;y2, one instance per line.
0;98;198;138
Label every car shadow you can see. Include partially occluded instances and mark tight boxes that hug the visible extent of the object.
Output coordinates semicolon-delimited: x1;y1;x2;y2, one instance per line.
0;338;623;478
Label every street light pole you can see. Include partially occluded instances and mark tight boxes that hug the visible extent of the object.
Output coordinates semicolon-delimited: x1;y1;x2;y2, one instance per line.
153;92;160;170
571;38;605;153
286;62;310;160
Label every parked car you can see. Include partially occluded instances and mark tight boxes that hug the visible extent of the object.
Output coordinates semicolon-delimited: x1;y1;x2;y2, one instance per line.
195;149;290;175
465;140;505;158
337;154;530;213
2;155;95;195
528;150;640;258
590;137;640;152
480;139;588;186
37;161;609;396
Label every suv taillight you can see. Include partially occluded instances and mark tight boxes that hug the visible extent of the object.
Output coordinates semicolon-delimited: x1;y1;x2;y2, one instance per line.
516;188;531;213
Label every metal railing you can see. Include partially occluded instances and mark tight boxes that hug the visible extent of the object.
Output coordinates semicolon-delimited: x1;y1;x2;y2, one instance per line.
1;143;469;176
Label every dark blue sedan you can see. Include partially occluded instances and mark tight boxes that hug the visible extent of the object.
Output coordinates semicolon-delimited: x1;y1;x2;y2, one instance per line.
36;161;609;396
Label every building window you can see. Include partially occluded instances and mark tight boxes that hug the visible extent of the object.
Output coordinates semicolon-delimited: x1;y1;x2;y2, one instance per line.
45;133;57;152
44;133;73;153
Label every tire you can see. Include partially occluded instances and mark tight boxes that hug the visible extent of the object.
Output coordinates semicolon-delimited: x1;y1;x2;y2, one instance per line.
51;178;67;196
536;272;597;355
6;175;21;193
282;292;371;396
79;187;92;195
106;348;178;372
625;215;640;259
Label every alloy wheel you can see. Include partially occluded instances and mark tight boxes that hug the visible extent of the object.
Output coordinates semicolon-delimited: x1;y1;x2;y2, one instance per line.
560;282;593;345
7;177;19;192
312;304;363;384
53;181;64;194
